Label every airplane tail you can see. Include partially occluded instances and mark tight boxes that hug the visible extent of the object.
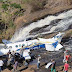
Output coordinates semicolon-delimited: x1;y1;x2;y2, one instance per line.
52;32;65;43
2;39;12;44
45;41;63;51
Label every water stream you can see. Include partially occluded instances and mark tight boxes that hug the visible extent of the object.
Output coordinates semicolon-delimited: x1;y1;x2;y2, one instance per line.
10;10;72;42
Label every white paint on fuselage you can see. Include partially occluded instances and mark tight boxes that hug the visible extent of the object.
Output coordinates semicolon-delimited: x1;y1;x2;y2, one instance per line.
0;39;39;56
0;32;64;56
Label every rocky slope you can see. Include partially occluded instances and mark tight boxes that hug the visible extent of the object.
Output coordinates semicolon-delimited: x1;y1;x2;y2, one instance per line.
0;0;72;42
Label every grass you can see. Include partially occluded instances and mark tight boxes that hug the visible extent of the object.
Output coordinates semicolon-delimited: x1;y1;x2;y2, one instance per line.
14;11;20;15
23;0;31;3
14;10;24;16
0;0;3;2
9;21;14;28
11;3;21;9
2;3;9;10
0;30;2;35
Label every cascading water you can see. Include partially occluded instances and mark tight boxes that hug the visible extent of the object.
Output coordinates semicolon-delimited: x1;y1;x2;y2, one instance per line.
41;17;72;34
10;10;72;42
63;38;72;50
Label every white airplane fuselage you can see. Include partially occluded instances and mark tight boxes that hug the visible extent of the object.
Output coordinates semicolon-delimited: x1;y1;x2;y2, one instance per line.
0;39;39;56
0;32;64;56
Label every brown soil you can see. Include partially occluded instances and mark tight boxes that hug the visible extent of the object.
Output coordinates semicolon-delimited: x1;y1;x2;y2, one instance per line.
2;48;72;72
14;0;72;30
2;62;72;72
0;0;72;41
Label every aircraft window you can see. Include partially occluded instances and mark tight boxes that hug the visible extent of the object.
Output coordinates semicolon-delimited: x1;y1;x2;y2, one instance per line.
26;38;33;41
54;36;59;38
6;46;8;48
34;42;37;45
9;46;12;48
22;44;25;46
19;44;21;47
15;45;18;48
4;46;8;49
60;35;62;37
57;36;59;38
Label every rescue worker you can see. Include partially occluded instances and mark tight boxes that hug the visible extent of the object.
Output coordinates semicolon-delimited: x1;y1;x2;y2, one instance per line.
12;60;18;72
64;61;70;72
63;50;68;63
65;54;71;63
37;55;41;69
51;59;56;72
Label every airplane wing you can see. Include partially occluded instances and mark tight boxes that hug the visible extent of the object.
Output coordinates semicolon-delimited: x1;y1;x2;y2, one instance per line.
38;38;56;44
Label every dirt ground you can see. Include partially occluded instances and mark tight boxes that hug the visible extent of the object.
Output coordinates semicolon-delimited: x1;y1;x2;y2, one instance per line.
2;63;72;72
2;50;72;72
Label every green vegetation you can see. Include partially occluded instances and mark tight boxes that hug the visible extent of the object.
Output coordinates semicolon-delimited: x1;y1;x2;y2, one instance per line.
9;21;14;28
0;0;46;40
8;20;16;29
0;0;3;2
23;0;32;3
11;3;21;9
2;3;9;10
0;30;2;35
0;0;8;2
14;10;24;16
0;12;1;16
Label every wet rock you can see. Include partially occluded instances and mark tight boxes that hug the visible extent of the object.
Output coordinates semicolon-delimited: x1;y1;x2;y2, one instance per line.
68;24;72;29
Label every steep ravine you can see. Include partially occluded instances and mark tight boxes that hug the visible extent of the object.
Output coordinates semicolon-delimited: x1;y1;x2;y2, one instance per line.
0;0;72;42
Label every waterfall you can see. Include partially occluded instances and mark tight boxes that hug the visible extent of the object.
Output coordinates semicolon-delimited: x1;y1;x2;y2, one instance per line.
10;10;72;42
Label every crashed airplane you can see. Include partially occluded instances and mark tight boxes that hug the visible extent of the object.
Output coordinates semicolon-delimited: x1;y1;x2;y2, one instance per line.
0;32;64;57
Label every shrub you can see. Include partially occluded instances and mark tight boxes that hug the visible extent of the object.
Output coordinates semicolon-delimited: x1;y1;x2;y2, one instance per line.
0;0;3;2
14;11;20;15
2;4;9;10
14;10;24;16
9;21;14;28
11;3;21;9
0;0;8;2
23;0;31;3
0;30;2;35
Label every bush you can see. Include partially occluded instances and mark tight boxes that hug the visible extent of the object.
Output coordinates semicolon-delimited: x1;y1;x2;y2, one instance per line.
14;10;24;16
9;21;14;28
0;30;2;35
2;4;9;10
11;3;21;9
14;11;20;15
0;0;3;2
23;0;31;3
